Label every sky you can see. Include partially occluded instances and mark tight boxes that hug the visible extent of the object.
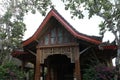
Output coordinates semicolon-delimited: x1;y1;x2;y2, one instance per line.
23;0;115;42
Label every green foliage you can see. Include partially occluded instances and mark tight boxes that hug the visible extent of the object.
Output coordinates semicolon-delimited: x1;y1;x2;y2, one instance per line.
0;13;26;63
62;0;84;19
99;21;106;35
61;0;120;44
29;69;34;80
0;66;6;77
0;0;53;64
83;66;97;80
0;61;25;79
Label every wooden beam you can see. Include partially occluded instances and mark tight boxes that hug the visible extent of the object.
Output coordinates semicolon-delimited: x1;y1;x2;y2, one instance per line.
79;46;91;54
27;49;36;56
35;39;39;43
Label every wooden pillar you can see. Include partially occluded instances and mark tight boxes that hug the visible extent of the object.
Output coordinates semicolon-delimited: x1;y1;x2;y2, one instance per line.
107;57;113;67
74;46;81;80
42;65;44;80
109;58;113;67
46;65;51;80
34;64;36;80
21;61;26;70
35;48;41;80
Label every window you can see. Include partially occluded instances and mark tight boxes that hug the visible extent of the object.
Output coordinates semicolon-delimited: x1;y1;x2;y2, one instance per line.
41;26;74;45
63;30;70;43
51;28;56;44
44;35;49;45
58;29;63;43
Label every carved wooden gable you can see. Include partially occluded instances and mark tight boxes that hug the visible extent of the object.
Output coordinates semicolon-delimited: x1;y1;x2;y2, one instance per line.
39;20;76;46
37;19;78;63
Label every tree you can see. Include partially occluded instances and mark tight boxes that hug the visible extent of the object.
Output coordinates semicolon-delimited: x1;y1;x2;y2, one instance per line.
61;0;120;79
0;0;52;64
0;11;26;64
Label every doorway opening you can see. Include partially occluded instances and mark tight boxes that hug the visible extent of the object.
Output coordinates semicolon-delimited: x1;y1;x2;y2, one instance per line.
44;54;74;80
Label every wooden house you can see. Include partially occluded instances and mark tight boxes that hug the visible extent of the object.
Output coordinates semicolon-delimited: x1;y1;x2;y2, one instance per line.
12;9;117;80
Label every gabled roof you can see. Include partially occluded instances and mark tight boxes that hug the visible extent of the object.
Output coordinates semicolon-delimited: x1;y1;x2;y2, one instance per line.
22;9;102;46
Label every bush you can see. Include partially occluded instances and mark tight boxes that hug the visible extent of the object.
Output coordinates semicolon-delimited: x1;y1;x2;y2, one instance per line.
95;64;115;80
0;61;25;79
83;64;115;80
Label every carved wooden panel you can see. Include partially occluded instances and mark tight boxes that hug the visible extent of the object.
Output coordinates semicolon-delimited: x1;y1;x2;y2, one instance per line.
40;47;76;63
39;25;76;46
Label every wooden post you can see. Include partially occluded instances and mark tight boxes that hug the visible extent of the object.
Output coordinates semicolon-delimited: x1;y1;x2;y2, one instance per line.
42;65;44;80
35;47;41;80
46;65;51;80
21;61;26;70
107;57;113;67
74;46;81;80
34;64;36;80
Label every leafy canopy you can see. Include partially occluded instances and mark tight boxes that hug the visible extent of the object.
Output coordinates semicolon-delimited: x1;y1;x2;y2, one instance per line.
0;0;52;64
62;0;120;45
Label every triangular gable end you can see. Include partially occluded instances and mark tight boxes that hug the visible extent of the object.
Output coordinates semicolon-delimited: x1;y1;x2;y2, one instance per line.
22;9;101;46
